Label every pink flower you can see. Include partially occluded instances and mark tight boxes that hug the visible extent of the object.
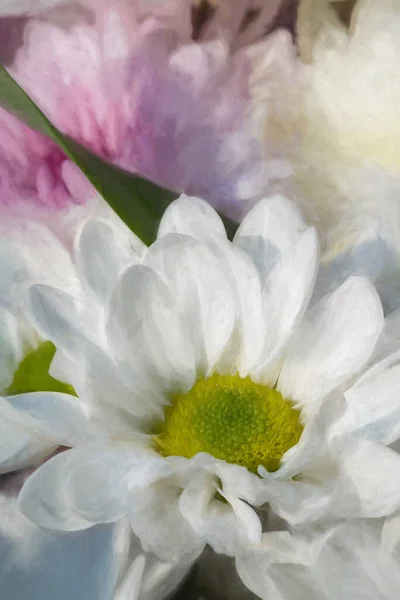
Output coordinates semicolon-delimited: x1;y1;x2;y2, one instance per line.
0;109;93;209
0;1;296;222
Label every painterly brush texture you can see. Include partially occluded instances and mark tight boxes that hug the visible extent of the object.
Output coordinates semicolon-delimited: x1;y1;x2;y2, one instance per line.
3;2;400;600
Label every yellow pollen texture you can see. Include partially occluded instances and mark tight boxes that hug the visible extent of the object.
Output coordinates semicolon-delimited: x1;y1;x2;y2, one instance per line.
155;373;304;473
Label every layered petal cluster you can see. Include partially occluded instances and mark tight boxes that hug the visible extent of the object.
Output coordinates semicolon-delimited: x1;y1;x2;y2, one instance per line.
0;0;296;224
236;515;400;600
0;218;190;600
3;194;400;569
287;0;400;255
0;503;189;600
0;216;80;395
0;222;79;506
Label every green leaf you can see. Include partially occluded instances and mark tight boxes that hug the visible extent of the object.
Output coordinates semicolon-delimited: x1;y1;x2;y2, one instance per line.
0;66;238;243
6;341;76;396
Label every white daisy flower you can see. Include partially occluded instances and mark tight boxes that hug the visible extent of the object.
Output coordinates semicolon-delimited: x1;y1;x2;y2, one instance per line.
5;193;398;564
0;203;143;477
0;220;190;600
0;222;79;474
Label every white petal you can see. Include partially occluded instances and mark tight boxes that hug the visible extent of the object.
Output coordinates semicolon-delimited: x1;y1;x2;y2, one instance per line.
234;195;308;282
278;277;384;406
275;414;329;481
331;364;400;445
18;442;155;530
179;474;237;556
0;308;24;392
317;523;398;600
0;391;92;475
2;391;95;446
107;263;196;394
0;238;31;312
27;284;102;356
128;479;204;563
110;518;189;600
209;460;268;506
340;439;400;518
157;195;226;241
314;232;391;304
50;344;163;432
257;471;339;526
211;243;265;376
381;513;400;555
145;234;236;374
361;308;400;376
179;471;261;557
0;411;56;474
253;228;319;383
0;222;78;312
114;555;145;600
75;219;144;302
236;531;319;600
222;492;262;546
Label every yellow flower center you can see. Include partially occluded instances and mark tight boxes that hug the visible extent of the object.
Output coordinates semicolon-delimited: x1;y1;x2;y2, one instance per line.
155;374;303;473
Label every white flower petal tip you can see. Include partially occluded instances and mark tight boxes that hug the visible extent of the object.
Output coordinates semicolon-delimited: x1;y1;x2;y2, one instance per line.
0;391;93;456
17;444;140;531
75;218;145;302
330;362;400;447
0;389;95;475
27;283;101;355
235;194;308;259
16;461;97;532
157;195;227;241
0;421;55;476
144;233;237;374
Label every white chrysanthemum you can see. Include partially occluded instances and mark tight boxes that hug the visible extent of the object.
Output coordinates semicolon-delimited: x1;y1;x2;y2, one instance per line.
0;221;190;600
236;514;400;600
0;222;79;473
5;194;400;564
286;0;400;255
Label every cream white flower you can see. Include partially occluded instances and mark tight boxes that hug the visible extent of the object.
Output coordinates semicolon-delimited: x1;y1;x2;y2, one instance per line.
236;515;400;600
284;0;400;257
4;194;399;564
